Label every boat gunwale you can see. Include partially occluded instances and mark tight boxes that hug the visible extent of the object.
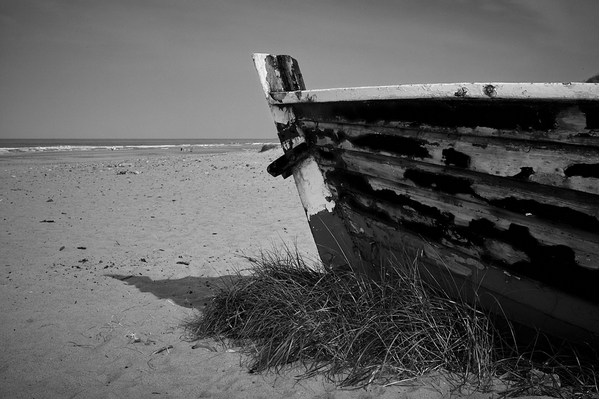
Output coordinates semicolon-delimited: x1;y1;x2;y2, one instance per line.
266;82;599;105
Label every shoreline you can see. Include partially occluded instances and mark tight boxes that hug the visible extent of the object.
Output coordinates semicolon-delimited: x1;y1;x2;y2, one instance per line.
0;146;270;163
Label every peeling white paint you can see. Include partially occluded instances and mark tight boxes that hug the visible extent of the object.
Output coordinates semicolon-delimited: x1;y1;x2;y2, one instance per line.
253;54;295;125
422;244;473;277
292;156;335;218
368;177;401;194
282;135;306;151
267;81;599;105
269;105;295;125
252;54;273;98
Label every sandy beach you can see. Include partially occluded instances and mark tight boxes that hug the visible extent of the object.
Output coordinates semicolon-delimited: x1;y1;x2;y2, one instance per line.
0;148;549;399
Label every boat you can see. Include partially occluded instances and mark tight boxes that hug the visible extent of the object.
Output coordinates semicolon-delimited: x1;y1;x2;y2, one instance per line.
252;53;599;348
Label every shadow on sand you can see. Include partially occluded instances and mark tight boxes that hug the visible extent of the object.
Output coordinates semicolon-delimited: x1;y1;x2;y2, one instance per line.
106;274;246;309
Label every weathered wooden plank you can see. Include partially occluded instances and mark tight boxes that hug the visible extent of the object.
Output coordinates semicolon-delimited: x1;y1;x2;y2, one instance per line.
293;99;599;134
300;113;599;147
324;149;599;222
326;168;599;271
343;205;599;320
303;121;599;195
340;207;599;346
266;82;599;105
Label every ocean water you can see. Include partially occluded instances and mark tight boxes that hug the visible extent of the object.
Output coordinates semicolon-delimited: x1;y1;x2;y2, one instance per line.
0;138;279;155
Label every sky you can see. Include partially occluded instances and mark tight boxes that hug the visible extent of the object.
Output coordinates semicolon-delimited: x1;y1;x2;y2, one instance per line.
1;0;598;140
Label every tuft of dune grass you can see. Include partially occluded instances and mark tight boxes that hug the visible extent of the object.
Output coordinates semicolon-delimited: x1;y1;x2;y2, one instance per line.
182;245;599;395
182;246;499;388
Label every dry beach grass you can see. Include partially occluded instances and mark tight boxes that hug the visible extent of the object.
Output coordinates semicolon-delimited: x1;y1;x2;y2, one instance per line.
182;246;599;398
182;246;499;388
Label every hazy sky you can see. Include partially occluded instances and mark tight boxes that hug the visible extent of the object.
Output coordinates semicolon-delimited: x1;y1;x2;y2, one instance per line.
1;0;598;140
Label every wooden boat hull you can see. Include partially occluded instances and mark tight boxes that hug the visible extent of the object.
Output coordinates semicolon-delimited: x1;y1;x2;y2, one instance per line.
253;54;599;348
